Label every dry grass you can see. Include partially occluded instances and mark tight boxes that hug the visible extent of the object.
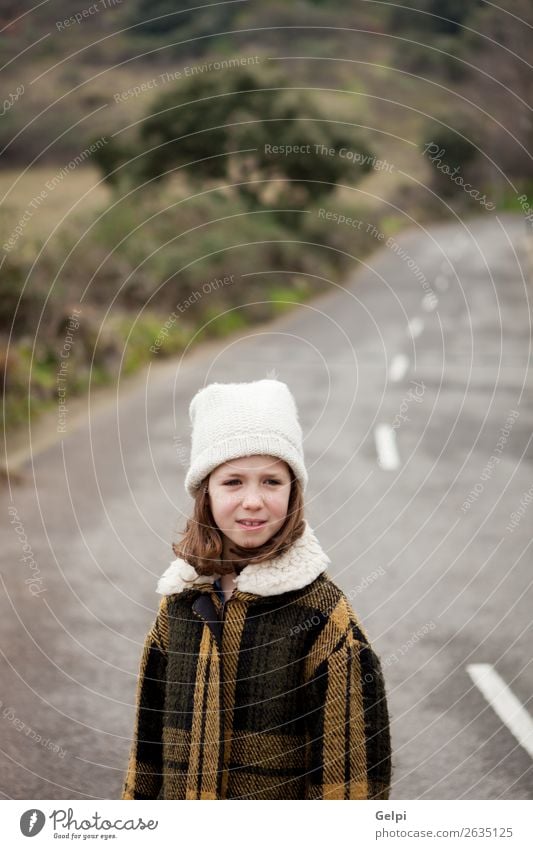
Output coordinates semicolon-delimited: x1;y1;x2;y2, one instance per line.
0;165;111;246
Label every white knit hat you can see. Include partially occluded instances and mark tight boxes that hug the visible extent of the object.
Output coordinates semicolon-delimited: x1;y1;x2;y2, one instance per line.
184;379;308;497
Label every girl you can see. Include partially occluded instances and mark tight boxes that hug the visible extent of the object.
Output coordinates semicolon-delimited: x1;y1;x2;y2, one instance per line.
122;378;392;800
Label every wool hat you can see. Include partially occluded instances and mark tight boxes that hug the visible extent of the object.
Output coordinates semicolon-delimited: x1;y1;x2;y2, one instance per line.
184;379;308;497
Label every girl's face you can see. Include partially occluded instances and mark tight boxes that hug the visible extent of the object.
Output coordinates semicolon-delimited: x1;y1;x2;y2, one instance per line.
207;454;292;554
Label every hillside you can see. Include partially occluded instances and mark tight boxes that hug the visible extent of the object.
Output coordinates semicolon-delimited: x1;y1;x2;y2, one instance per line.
2;0;532;441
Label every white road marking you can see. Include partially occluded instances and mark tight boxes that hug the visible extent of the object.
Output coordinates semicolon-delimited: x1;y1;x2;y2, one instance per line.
374;424;400;470
466;664;533;759
389;354;409;382
407;317;424;338
422;293;438;311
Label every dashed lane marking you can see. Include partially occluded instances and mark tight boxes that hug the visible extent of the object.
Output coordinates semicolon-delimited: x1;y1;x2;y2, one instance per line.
389;354;409;382
374;424;400;471
466;664;533;759
408;317;424;338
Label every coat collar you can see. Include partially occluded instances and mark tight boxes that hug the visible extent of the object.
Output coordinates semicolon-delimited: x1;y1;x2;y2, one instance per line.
156;520;331;598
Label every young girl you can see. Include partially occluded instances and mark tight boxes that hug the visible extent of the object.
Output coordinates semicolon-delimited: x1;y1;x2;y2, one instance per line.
123;378;392;800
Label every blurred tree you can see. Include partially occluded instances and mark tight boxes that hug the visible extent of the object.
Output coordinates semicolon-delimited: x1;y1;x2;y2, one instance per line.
128;0;240;40
90;135;139;187
93;68;375;224
389;0;484;34
387;0;486;80
129;0;195;34
420;124;480;199
459;0;533;181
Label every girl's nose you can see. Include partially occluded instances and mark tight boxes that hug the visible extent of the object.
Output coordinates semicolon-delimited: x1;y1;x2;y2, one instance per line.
241;489;263;507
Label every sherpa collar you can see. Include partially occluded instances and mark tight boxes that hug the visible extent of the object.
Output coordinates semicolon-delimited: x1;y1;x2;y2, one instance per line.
156;520;331;598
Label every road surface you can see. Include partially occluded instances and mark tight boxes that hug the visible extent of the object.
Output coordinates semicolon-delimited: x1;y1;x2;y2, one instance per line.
1;212;532;799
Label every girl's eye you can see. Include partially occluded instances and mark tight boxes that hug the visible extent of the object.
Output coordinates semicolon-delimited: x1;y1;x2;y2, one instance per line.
222;479;282;486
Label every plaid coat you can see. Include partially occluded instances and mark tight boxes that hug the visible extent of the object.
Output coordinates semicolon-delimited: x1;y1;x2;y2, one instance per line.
122;521;392;800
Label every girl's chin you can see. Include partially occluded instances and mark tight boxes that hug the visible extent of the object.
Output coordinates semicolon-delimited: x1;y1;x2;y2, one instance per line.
226;530;268;549
231;534;264;547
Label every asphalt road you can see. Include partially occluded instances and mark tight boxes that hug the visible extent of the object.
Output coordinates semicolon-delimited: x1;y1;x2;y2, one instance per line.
1;212;532;799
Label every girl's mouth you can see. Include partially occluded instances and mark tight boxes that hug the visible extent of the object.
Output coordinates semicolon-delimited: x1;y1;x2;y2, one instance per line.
236;520;267;530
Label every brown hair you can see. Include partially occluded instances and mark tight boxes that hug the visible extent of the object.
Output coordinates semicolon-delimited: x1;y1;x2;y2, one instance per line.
171;470;305;576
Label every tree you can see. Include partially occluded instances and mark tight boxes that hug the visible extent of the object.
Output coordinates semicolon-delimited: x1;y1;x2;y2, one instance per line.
389;0;484;35
128;0;239;40
94;68;375;222
420;125;480;199
459;0;533;180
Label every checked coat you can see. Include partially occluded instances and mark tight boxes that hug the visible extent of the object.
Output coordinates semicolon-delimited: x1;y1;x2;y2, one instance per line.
122;521;392;800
